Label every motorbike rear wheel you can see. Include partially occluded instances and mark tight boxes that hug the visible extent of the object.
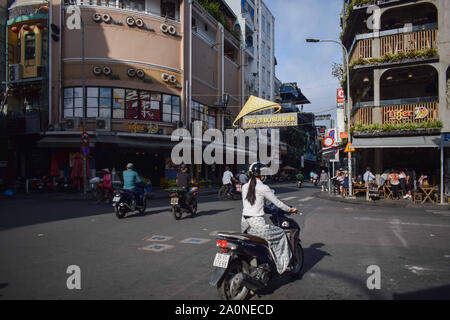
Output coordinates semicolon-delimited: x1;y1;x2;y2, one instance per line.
218;186;227;201
172;206;182;220
218;260;250;300
115;206;126;219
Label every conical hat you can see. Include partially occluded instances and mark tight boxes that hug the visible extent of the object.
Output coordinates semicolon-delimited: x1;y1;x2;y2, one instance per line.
233;95;282;127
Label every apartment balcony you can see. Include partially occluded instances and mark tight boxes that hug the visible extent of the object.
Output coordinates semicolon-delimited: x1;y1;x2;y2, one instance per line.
67;0;181;22
350;26;438;66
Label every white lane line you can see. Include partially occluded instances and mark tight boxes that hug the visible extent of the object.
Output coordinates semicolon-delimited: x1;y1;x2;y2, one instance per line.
354;217;450;228
298;196;315;202
391;219;409;248
281;196;297;201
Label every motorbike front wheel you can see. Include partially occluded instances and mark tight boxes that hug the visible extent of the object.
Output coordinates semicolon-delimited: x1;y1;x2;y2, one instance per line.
218;186;227;201
190;198;198;216
172;206;182;220
218;260;250;300
289;241;304;278
138;198;147;215
115;206;126;219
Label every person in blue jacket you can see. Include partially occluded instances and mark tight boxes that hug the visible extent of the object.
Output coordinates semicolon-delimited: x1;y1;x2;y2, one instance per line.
123;163;143;206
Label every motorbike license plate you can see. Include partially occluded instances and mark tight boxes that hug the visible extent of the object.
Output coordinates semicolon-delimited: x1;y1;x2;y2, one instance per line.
213;253;231;269
236;184;242;192
112;196;120;202
170;197;179;205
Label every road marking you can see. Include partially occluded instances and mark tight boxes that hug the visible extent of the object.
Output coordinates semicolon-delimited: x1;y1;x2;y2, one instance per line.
426;210;450;216
391;219;409;248
209;231;235;237
354;217;450;228
281;196;297;201
139;244;174;252
180;238;210;244
143;235;173;242
298;196;315;203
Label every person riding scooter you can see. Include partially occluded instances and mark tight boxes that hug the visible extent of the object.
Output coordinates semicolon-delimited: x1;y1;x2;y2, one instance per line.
176;164;198;213
241;162;299;274
296;171;304;188
122;163;144;207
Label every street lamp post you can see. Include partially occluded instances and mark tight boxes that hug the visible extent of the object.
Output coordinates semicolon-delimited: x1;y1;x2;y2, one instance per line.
306;38;353;197
81;15;87;196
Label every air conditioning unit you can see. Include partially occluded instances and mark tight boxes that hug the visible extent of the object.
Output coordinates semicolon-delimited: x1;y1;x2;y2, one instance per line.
63;117;82;130
8;64;22;81
96;118;111;131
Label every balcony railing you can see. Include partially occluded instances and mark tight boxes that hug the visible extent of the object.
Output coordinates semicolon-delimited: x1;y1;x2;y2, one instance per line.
350;27;438;64
354;107;373;125
380;29;437;56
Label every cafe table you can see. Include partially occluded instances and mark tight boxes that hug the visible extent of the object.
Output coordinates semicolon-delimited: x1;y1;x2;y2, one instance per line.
420;186;437;204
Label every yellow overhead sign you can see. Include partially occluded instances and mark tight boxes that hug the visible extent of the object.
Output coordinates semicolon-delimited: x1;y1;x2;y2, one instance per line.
242;112;298;129
233;95;282;127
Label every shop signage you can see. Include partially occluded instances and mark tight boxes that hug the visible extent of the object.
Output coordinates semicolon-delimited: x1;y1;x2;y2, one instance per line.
387;106;429;122
126;122;159;134
337;89;345;108
344;142;356;153
242;112;298;129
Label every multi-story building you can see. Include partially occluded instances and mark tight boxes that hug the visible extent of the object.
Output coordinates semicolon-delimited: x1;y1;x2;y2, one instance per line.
2;0;244;188
278;82;318;171
341;0;450;188
225;0;276;102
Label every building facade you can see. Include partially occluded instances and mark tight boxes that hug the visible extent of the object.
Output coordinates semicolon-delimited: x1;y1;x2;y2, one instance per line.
225;0;276;101
341;0;450;191
2;0;244;188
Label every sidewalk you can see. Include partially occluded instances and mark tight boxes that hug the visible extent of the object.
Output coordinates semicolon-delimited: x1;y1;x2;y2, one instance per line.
315;191;449;210
1;187;219;201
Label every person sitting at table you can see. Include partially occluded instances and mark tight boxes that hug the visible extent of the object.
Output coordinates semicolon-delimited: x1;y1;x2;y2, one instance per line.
418;173;429;187
389;169;400;200
353;174;363;185
379;170;390;190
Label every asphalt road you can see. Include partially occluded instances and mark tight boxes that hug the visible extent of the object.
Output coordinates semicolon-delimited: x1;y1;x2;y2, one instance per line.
0;182;449;300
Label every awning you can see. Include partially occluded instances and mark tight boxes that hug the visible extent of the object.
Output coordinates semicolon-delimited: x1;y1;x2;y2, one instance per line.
352;135;442;149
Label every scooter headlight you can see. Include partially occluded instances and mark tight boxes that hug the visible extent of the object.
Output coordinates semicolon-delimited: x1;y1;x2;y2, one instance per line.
282;221;290;228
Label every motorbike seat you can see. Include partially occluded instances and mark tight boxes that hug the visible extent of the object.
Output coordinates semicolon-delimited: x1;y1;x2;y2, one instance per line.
217;232;268;246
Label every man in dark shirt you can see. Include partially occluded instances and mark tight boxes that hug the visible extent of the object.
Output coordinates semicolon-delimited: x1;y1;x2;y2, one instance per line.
176;164;190;188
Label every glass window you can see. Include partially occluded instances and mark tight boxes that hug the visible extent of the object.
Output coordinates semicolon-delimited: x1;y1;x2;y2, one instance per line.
87;87;99;117
162;94;173;122
150;93;161;121
125;89;139;120
113;88;125;119
161;0;176;20
99;87;112;118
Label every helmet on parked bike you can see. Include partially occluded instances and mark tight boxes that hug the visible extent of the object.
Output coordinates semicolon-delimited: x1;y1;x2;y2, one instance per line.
249;162;267;177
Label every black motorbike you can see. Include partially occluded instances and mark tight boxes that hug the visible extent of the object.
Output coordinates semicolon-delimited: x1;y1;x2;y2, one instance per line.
218;182;242;200
112;183;149;219
167;186;198;220
210;203;303;300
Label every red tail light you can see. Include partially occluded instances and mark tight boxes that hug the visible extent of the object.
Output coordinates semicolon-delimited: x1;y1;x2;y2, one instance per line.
217;239;228;248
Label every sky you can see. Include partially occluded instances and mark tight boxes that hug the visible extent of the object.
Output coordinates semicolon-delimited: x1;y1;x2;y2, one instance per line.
266;0;344;128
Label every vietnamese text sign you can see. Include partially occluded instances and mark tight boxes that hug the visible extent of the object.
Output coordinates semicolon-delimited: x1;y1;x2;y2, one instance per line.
242;112;298;129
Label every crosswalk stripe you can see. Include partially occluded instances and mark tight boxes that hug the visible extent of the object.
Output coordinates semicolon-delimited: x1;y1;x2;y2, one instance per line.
281;196;297;201
298;196;315;202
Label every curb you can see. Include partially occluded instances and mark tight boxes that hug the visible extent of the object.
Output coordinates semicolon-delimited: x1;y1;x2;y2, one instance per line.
314;192;449;210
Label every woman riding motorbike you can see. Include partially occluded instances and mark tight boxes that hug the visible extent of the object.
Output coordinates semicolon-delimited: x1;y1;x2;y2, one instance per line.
241;162;298;274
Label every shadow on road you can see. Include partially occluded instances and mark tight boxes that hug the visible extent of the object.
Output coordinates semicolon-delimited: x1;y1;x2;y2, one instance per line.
393;285;450;300
0;283;8;298
254;242;331;298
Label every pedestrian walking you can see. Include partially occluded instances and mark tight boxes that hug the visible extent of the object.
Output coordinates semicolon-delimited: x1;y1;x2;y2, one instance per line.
320;170;328;192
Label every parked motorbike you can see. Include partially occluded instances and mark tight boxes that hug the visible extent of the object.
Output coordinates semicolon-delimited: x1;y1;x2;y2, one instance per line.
210;202;303;300
167;186;199;220
218;182;242;200
112;182;150;219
